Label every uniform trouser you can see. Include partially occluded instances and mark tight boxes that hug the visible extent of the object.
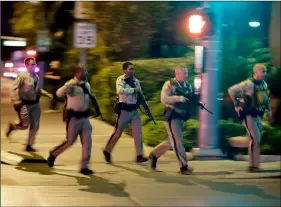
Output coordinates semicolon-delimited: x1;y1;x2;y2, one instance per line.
12;103;41;146
105;109;143;156
50;117;92;169
228;115;262;168
150;118;188;168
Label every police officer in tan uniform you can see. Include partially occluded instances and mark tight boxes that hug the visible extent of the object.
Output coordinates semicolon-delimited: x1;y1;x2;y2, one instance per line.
228;64;271;172
149;66;194;174
6;57;53;152
47;65;95;175
103;62;148;164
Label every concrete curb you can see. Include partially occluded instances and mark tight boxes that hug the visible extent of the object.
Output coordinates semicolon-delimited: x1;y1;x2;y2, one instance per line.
1;151;46;165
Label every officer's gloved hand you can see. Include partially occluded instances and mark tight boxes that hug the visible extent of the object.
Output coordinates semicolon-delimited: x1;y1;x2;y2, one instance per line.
179;96;189;103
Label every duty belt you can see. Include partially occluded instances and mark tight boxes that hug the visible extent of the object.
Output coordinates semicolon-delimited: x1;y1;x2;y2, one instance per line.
119;103;139;111
21;99;39;105
66;109;91;119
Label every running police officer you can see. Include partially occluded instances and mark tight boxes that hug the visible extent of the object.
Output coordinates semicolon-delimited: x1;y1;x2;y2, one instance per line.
6;57;53;152
47;64;95;175
149;66;194;174
103;62;148;164
228;64;271;172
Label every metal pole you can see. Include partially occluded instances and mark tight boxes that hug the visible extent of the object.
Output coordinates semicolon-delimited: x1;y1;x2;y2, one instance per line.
195;2;223;157
79;48;87;67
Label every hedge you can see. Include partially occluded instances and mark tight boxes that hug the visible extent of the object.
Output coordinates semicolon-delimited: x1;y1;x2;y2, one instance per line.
91;58;194;125
143;119;281;155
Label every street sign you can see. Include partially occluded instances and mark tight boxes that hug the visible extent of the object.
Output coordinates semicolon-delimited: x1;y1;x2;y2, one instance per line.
74;22;96;48
36;30;51;52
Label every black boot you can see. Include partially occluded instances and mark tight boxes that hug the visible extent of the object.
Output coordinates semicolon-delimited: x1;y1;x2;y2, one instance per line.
25;145;37;152
149;153;158;170
80;168;94;175
136;155;148;163
180;165;194;175
47;153;56;167
103;149;111;163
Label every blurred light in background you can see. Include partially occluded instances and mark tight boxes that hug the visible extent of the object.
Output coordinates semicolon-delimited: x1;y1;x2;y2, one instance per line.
194;74;202;93
4;62;14;68
194;45;204;73
18;67;26;72
17;67;39;72
3;40;26;47
26;50;37;56
249;21;260;27
3;72;17;78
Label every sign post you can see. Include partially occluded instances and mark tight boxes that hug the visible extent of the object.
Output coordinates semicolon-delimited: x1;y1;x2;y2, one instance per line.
74;2;95;68
74;22;96;67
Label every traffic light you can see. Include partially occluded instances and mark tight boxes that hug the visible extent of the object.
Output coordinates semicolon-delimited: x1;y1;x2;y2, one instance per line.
188;10;216;38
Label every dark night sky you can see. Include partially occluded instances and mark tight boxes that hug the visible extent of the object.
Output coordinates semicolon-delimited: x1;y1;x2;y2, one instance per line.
1;1;13;36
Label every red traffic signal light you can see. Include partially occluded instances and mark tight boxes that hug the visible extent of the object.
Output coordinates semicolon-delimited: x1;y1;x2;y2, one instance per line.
187;11;215;38
189;15;206;34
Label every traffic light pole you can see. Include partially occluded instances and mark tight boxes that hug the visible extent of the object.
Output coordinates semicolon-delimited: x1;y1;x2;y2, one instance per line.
193;2;224;158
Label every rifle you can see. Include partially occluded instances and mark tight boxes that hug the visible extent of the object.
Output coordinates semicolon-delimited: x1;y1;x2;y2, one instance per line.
174;87;213;115
124;76;157;125
79;83;104;120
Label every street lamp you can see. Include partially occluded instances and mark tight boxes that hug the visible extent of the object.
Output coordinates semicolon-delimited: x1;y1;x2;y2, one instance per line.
249;21;260;27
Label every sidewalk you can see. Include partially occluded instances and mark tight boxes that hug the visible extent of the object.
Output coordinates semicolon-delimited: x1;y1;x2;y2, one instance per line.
1;110;281;207
2;117;281;179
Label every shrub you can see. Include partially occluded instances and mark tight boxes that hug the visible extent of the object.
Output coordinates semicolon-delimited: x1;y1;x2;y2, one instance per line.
143;119;281;155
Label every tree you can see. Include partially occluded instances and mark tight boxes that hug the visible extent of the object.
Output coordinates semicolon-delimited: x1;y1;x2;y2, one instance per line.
10;2;63;46
86;2;170;60
10;2;43;46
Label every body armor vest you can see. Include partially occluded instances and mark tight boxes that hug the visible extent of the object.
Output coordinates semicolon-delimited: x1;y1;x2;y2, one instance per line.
169;78;193;112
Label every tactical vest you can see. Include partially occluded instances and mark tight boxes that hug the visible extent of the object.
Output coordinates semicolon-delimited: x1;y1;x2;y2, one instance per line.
169;78;193;111
249;78;269;109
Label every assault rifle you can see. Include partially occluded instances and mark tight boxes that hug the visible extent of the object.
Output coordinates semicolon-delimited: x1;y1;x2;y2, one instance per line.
124;76;157;125
79;83;103;120
175;87;213;115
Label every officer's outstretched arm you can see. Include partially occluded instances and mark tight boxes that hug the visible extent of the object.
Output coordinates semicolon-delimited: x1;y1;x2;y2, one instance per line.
161;81;184;105
116;77;135;95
